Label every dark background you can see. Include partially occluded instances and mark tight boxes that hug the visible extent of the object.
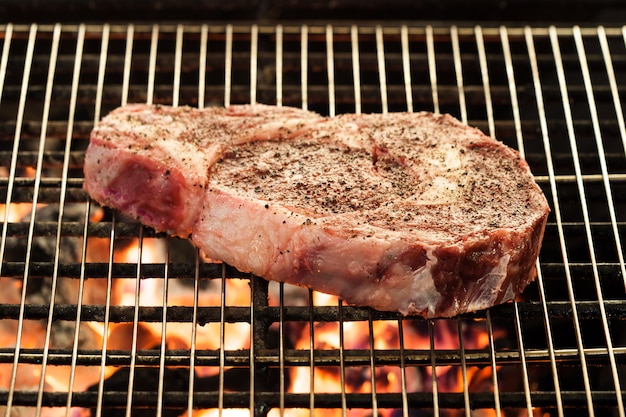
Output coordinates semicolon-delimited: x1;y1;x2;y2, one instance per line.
3;0;626;24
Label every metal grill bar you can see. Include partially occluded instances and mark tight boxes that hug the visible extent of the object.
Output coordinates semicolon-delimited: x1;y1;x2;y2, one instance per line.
188;250;201;417
485;311;502;417
400;25;412;113
250;24;258;105
500;27;525;177
92;210;115;417
326;24;335;117
338;301;348;416
0;342;623;369
276;24;283;108
121;24;134;107
172;24;183;108
0;296;625;323
198;23;207;109
534;262;565;416
450;26;464;122
367;312;379;416
124;225;143;417
375;25;388;114
249;276;256;413
475;25;495;138
351;25;361;115
0;23;625;417
426;25;438;115
456;320;470;417
300;25;308;111
92;24;109;129
156;237;170;417
1;389;623;410
278;281;286;416
512;300;534;416
224;24;233;107
146;24;159;106
306;291;314;415
65;199;91;417
55;22;86;417
0;23;12;105
427;320;439;416
32;23;62;417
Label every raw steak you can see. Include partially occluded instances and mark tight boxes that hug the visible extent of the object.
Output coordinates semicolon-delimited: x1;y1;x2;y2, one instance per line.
83;103;549;317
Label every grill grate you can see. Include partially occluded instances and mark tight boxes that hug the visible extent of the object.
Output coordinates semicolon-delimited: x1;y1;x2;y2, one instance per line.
0;23;625;417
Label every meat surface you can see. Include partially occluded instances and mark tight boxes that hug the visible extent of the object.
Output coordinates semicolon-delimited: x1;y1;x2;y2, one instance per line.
83;103;549;317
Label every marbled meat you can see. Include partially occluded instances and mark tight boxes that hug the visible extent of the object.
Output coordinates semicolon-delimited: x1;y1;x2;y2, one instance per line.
83;103;549;317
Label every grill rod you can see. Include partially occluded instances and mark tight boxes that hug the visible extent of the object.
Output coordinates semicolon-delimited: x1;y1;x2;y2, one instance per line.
0;23;625;417
92;22;115;417
51;22;86;417
2;24;41;417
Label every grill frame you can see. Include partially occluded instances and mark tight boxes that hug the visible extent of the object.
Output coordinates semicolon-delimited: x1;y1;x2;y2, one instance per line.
0;22;625;417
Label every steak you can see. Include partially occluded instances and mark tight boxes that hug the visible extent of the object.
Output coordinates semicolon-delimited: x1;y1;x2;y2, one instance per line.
83;103;549;317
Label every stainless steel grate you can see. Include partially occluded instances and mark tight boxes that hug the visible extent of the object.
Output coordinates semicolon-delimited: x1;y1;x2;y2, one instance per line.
0;23;625;417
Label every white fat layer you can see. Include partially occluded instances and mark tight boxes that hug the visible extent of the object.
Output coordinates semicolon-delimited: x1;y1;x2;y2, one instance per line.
400;250;441;316
466;254;512;311
416;143;465;204
418;176;458;203
426;143;462;169
397;251;513;317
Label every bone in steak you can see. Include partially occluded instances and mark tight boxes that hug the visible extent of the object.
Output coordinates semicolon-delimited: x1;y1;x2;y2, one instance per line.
83;104;549;317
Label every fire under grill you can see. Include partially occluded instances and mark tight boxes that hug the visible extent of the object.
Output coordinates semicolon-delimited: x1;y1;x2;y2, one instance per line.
0;22;625;417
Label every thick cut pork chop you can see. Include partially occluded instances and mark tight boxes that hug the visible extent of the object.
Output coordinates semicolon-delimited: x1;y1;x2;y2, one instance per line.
84;104;549;317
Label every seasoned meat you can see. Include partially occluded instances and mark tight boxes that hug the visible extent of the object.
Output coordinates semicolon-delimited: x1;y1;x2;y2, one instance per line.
83;104;549;317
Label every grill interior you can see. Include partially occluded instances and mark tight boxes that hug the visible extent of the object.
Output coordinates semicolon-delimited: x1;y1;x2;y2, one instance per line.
0;23;625;417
